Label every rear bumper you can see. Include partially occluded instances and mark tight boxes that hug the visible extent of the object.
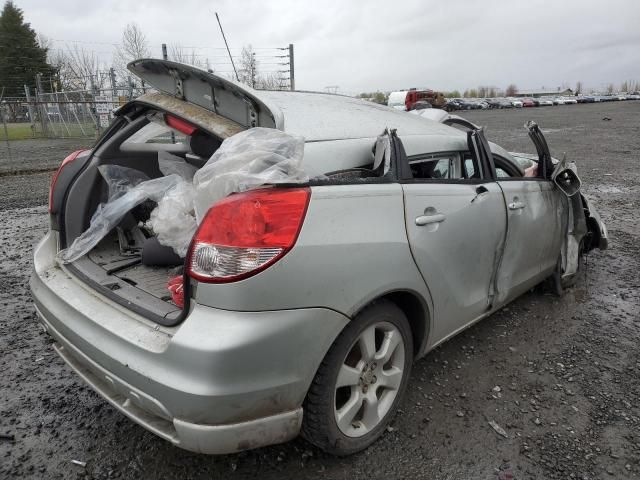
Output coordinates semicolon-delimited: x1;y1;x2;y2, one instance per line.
30;231;349;454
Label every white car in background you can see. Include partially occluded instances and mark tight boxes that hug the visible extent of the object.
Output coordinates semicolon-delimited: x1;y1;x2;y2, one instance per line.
387;91;408;110
538;98;554;107
563;97;578;105
510;99;523;108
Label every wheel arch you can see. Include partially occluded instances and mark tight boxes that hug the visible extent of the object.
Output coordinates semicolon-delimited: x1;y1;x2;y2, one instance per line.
352;289;431;358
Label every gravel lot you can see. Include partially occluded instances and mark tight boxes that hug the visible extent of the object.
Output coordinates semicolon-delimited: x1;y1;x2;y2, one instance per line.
1;101;639;479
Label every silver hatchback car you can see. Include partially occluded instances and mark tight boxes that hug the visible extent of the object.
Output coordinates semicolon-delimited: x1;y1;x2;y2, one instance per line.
31;60;607;456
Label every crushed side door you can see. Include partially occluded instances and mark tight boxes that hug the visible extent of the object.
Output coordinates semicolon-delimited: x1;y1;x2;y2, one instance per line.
526;121;588;278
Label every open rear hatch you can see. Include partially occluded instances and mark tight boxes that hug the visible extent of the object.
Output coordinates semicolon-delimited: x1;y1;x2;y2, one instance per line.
127;59;283;129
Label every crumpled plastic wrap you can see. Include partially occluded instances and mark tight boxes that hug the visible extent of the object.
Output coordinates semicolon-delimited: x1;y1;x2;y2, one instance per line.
58;127;308;263
58;167;183;263
143;152;199;257
373;133;391;176
192;127;307;221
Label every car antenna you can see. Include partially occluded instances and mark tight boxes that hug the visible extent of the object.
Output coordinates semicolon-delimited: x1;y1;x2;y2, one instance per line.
215;12;240;82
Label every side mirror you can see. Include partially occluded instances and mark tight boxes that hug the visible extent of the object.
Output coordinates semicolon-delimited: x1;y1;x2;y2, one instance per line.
553;167;581;197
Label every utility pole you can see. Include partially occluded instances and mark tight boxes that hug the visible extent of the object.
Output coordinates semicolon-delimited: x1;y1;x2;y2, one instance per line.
0;87;11;159
24;85;36;134
109;67;117;95
127;76;134;100
289;43;295;91
251;51;256;88
215;12;239;82
35;73;49;137
162;44;175;143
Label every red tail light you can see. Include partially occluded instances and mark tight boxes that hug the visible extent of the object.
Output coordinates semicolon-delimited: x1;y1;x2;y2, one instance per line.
165;114;197;135
49;149;87;213
187;187;310;283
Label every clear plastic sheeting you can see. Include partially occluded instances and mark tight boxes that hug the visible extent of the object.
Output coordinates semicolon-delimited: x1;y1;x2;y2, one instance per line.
192;127;307;221
58;127;309;263
373;132;391;176
146;152;199;257
147;180;197;257
58;167;183;264
100;165;150;200
158;151;197;180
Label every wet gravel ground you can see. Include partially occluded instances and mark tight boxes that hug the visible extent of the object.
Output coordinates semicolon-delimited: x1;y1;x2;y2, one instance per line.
0;138;94;212
1;101;639;479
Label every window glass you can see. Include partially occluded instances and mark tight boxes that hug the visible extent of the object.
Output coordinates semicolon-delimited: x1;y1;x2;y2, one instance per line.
464;157;476;178
122;122;188;146
410;157;453;179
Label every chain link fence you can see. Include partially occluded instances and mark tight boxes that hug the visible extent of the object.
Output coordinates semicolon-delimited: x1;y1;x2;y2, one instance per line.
1;86;147;141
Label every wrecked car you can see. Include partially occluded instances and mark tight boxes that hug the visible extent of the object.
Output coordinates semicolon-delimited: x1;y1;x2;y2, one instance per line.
30;60;608;456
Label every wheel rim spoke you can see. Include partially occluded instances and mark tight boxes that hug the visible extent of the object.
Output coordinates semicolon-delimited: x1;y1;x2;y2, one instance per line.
336;389;363;432
334;320;407;438
374;329;401;364
378;366;403;390
360;395;381;430
336;364;361;388
358;325;376;361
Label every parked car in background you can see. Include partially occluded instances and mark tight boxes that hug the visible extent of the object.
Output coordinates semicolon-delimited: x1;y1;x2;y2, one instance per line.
408;100;432;111
387;90;409;110
486;98;503;109
563;97;578;105
445;98;476;111
521;98;535;107
510;98;523;108
538;98;554;107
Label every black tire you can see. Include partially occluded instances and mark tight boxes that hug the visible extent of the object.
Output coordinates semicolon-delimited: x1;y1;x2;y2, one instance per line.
301;300;413;456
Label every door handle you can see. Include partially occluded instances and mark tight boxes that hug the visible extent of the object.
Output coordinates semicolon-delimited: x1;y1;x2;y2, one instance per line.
415;213;446;226
508;201;525;210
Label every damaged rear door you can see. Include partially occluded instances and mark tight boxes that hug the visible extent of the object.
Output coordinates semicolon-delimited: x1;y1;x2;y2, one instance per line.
127;59;283;130
399;128;507;344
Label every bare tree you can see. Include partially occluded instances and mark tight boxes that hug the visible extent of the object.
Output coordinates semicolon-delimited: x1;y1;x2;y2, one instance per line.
168;44;205;68
256;72;284;90
606;83;614;94
505;84;518;96
47;45;106;91
237;45;258;88
575;81;583;95
113;23;150;82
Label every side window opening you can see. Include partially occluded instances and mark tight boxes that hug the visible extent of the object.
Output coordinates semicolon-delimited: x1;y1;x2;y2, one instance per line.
409;154;461;180
493;155;524;179
463;155;479;179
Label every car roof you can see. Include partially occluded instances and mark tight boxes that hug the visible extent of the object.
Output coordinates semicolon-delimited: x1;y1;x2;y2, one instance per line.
257;90;462;142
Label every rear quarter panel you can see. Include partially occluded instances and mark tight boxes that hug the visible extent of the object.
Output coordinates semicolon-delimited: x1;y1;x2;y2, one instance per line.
194;183;433;335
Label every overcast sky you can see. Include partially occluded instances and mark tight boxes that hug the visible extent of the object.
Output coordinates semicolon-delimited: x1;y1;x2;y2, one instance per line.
13;0;640;94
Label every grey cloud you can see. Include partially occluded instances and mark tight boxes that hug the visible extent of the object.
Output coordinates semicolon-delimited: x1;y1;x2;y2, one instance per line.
12;0;640;93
